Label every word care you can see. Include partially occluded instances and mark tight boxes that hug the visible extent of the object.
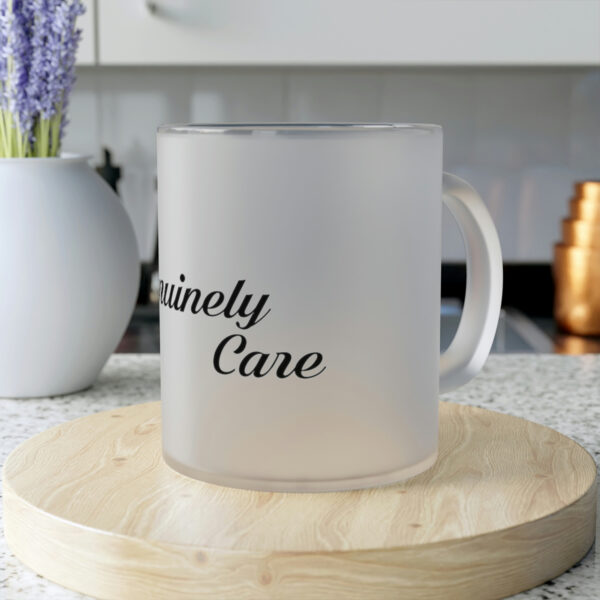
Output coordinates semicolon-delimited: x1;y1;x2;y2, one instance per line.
160;275;326;379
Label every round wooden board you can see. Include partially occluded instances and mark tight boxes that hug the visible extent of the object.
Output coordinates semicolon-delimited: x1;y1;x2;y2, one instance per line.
3;401;596;600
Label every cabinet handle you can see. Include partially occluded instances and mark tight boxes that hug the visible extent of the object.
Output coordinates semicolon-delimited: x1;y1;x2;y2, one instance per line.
144;0;203;23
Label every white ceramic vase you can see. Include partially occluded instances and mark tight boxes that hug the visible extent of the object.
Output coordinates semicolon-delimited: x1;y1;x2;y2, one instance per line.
0;155;140;397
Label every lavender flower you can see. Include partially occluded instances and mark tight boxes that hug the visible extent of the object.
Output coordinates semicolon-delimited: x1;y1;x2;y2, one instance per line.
0;0;84;157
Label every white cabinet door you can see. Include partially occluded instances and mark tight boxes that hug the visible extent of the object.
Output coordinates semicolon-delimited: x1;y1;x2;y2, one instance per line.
77;0;96;65
97;0;600;66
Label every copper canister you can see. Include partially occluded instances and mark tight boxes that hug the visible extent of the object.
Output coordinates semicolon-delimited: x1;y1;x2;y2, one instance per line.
570;196;600;222
562;218;600;248
554;245;600;335
554;180;600;336
575;181;600;200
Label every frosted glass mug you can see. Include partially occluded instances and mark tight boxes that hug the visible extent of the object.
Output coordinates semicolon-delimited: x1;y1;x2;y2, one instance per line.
157;123;502;492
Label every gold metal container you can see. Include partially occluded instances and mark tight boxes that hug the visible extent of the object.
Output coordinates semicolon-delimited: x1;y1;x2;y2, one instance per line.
562;218;600;248
570;196;600;223
554;333;600;354
553;244;600;336
554;181;600;336
575;180;600;200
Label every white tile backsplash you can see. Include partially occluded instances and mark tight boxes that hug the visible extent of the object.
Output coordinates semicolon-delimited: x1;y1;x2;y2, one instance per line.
65;72;101;161
191;70;286;122
469;71;572;168
286;71;382;121
64;66;600;263
569;71;600;172
381;71;477;167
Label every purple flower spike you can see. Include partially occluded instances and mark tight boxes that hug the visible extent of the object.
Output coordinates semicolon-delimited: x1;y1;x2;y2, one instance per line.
0;0;85;157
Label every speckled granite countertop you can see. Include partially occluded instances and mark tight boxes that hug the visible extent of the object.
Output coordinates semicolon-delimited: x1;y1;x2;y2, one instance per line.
1;354;598;600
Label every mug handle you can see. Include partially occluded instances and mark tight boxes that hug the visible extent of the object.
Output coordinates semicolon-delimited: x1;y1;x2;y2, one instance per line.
439;173;503;394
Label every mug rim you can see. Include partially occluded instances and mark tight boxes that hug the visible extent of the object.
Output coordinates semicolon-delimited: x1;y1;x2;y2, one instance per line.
158;122;441;135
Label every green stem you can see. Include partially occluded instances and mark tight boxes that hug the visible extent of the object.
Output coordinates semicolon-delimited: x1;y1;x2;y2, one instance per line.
3;110;12;157
6;109;16;156
0;110;9;157
15;123;23;157
33;117;40;157
40;118;49;158
50;102;62;157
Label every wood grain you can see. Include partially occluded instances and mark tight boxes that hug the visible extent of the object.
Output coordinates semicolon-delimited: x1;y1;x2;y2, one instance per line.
3;401;596;600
